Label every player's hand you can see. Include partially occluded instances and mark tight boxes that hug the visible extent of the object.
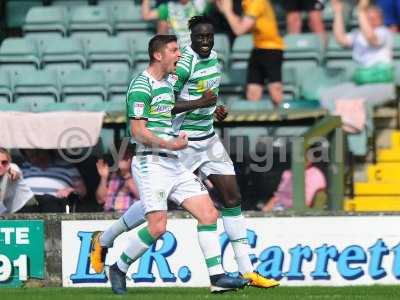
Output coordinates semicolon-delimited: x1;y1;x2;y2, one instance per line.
198;90;217;108
7;167;21;182
167;132;188;150
214;105;228;121
96;159;109;178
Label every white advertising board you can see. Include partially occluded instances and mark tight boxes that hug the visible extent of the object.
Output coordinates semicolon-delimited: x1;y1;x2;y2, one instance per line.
62;216;400;287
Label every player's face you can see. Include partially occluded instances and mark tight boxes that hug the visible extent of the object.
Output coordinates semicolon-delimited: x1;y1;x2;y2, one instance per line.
0;153;10;176
161;41;181;74
191;23;214;58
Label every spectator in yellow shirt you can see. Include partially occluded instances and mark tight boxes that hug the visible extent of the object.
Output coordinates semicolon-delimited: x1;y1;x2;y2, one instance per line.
216;0;284;106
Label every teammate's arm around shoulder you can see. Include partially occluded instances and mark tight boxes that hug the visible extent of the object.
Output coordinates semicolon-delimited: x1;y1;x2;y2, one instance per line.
131;120;188;151
171;90;217;114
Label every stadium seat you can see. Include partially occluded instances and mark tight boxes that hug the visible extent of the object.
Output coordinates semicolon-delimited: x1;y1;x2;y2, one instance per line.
0;38;40;76
106;69;133;105
84;36;134;77
69;6;114;39
214;34;230;69
23;7;68;38
131;32;154;71
31;102;81;112
0;71;13;104
108;1;155;35
220;68;246;96
393;35;400;67
300;66;347;101
230;34;253;70
0;102;32;112
325;35;355;75
283;33;324;79
61;70;107;106
227;98;274;111
282;67;299;100
40;37;86;77
52;0;88;12
5;0;42;28
13;70;60;106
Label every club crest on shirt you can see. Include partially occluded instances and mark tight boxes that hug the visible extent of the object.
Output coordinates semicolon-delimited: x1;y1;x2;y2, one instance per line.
168;74;178;86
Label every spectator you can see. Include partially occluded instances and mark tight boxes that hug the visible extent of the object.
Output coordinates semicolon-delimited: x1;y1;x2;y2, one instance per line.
283;0;325;37
216;0;284;106
21;149;87;212
320;0;395;154
0;148;34;214
261;165;327;212
95;151;140;213
376;0;400;32
142;0;211;47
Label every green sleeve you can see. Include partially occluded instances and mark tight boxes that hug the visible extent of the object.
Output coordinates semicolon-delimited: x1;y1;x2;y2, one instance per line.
173;58;192;94
158;4;169;21
126;90;152;119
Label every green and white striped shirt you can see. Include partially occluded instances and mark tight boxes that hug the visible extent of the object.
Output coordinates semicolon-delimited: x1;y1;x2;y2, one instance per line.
126;70;177;155
170;46;221;138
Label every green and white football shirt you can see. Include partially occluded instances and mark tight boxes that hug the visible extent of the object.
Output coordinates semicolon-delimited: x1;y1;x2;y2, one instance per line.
170;46;221;138
126;70;176;155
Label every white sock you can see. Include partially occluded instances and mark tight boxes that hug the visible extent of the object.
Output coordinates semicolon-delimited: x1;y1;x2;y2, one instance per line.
116;226;156;273
100;201;146;247
197;224;224;276
222;206;253;274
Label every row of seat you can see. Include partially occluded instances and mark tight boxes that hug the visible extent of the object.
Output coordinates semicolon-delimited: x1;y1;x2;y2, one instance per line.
23;3;154;38
5;32;395;82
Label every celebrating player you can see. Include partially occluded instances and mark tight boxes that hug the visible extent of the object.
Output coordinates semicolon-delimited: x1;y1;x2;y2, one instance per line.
101;34;248;295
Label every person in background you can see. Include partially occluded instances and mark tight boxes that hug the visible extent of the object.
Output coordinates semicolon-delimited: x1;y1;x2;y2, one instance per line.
0;148;34;214
376;0;400;32
320;0;394;155
283;0;325;37
142;0;211;47
261;164;327;212
96;150;139;213
216;0;284;106
21;149;87;212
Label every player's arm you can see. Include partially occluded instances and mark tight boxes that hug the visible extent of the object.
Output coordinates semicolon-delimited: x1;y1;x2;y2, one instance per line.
172;90;217;114
142;0;160;21
216;0;255;36
131;120;188;150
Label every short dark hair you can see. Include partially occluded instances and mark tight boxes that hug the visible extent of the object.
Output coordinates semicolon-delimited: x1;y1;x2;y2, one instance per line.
188;15;214;32
148;34;178;63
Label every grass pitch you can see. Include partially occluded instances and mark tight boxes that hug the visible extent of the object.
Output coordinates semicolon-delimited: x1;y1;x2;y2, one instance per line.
1;286;400;300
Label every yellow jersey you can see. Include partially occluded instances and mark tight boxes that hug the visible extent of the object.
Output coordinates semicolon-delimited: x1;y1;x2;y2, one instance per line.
242;0;284;50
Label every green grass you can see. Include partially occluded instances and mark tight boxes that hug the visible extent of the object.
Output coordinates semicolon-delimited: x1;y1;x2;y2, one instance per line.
2;286;400;300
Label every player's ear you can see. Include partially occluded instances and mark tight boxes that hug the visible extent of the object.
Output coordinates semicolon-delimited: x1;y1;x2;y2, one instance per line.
154;51;162;62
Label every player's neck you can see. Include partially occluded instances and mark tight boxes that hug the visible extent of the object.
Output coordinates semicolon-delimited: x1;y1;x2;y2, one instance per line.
147;64;166;81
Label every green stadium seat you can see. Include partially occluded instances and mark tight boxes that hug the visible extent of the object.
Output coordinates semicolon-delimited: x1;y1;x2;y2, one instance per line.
214;34;230;69
84;36;133;77
0;71;12;104
283;33;324;78
227;98;274;111
13;70;60;106
106;69;133;104
40;37;86;77
31;102;81;112
282;67;299;100
0;38;40;76
220;68;246;96
325;35;355;73
23;6;68;38
131;32;154;71
109;1;155;35
280;99;320;110
230;34;252;70
300;66;347;100
61;70;107;105
52;0;88;12
393;35;400;67
5;0;42;28
0;102;32;112
69;6;114;39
